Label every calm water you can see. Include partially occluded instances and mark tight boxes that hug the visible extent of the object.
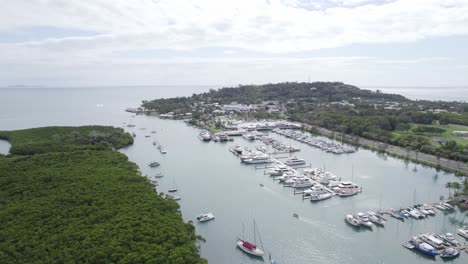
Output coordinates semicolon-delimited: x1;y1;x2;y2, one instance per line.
0;87;467;264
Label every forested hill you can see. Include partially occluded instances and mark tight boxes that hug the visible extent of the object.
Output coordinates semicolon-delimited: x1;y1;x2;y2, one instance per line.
142;82;408;112
195;82;407;104
0;126;206;263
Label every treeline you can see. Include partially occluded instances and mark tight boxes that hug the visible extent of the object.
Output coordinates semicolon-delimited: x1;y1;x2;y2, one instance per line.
0;126;134;155
0;126;206;263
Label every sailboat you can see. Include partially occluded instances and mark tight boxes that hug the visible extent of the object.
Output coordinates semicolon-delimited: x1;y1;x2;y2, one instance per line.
168;177;177;192
237;220;265;257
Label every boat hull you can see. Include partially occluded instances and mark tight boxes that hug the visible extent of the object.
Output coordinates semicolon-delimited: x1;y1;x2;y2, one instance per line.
236;240;264;257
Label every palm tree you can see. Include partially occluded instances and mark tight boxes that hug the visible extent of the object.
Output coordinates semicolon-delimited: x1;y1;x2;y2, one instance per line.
451;182;461;197
445;182;453;198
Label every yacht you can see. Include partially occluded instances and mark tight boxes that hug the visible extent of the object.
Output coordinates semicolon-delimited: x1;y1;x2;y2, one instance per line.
367;211;386;226
407;208;424;219
148;161;160;167
198;131;212;142
197;213;215;222
356;212;373;228
410;236;437;257
420;234;445;250
285;157;306;166
237;239;265;257
310;192;332;201
243;155;272;164
292;178;314;188
233;146;243;155
345;214;361;227
440;247;460;258
457;226;468;239
335;182;360;197
433;204;446;211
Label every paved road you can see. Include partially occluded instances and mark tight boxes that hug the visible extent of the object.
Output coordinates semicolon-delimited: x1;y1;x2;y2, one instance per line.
304;124;468;175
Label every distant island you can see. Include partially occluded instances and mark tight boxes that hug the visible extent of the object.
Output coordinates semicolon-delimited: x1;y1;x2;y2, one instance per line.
0;126;206;263
141;82;468;175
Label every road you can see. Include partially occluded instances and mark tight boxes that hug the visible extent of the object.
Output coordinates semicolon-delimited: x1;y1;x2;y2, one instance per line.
303;124;468;176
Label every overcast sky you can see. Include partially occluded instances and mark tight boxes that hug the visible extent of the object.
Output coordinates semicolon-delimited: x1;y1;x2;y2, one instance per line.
1;0;468;87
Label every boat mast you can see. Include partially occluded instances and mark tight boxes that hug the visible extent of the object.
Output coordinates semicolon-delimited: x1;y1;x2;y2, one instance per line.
254;219;257;245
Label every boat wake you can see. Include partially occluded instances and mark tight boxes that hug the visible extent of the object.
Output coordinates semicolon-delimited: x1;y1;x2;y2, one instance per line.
297;216;353;241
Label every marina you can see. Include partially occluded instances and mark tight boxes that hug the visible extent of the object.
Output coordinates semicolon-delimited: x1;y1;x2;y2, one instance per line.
1;87;466;264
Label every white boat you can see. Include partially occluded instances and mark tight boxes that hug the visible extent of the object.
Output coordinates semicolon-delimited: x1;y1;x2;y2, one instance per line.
440;247;460;258
407;208;424;219
420;234;445;249
457;226;468;239
154;173;164;178
292;178;314;188
237;221;265;257
441;202;454;210
334;181;360;197
345;214;361;227
243;155;272;164
148;161;160;167
310;192;332;201
197;213;215;222
433;204;446;210
356;212;373;228
233;146;243;154
160;148;167;154
367;211;386;226
168;188;177;192
199;131;212;141
285;156;306;166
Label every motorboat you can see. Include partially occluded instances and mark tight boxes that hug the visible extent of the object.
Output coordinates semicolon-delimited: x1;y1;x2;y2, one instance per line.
243;155;272;164
457;226;468;239
132;132;136;137
292;178;314;188
433;204;446;211
345;214;361;227
160;148;167;154
199;131;212;142
407;208;424;219
420;234;445;250
233;146;243;154
356;212;373;228
285;156;306;166
168;187;177;192
310;192;332;202
441;202;454;210
440;247;460;258
154;173;164;178
410;236;437;257
148;161;160;167
367;211;386;226
334;181;360;197
197;213;215;222
402;241;415;249
439;233;461;246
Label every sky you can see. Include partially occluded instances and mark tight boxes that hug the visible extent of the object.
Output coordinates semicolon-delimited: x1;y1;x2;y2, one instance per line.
0;0;468;87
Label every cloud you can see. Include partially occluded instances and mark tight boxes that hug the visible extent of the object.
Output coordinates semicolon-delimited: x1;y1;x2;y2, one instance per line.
1;0;467;53
0;0;467;86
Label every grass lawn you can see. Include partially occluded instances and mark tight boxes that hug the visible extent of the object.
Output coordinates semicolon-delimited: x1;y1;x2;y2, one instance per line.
392;123;468;147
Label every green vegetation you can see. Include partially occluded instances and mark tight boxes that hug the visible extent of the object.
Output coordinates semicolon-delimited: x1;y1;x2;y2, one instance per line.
0;126;206;263
142;82;468;163
0;126;134;155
